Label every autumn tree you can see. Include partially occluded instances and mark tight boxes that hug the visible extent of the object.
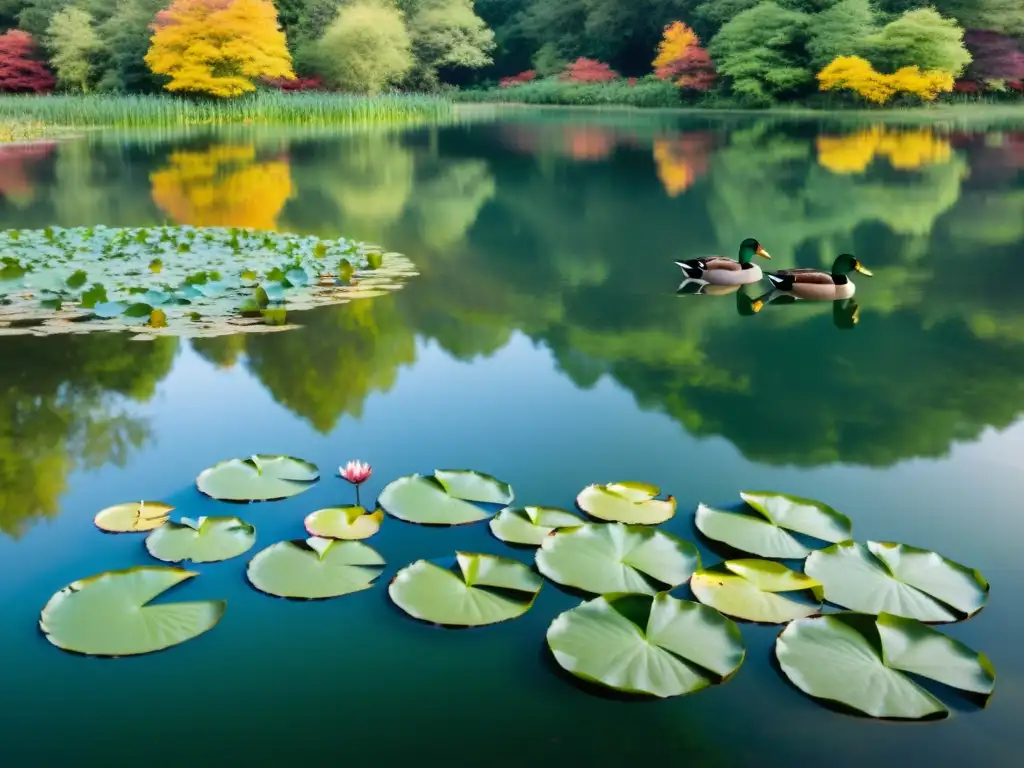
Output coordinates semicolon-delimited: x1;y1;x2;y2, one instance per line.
145;0;295;98
0;30;55;93
818;54;954;104
47;7;102;92
561;57;618;82
962;29;1024;86
313;0;413;94
652;21;716;91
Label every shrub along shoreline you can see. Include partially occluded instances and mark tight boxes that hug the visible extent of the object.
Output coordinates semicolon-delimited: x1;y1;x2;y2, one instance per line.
0;92;453;132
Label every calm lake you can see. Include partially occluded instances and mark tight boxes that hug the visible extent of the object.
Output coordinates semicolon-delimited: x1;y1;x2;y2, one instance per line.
1;108;1022;764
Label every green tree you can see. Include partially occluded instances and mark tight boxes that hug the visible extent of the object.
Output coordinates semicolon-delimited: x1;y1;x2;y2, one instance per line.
47;6;102;92
864;8;971;75
806;0;878;69
402;0;495;88
934;0;1024;38
95;0;167;92
16;0;63;39
316;0;413;94
709;2;813;104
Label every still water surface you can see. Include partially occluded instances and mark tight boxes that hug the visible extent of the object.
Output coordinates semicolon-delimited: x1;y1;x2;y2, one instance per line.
1;109;1022;764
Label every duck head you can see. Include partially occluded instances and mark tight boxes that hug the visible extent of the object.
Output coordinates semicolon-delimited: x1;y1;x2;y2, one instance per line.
832;253;872;277
738;238;771;264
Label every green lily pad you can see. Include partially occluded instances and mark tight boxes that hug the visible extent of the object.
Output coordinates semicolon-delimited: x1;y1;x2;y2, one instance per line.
304;506;384;540
378;470;514;526
433;469;514;504
94;501;174;533
39;566;225;656
489;506;584;546
247;538;385;599
389;552;542;627
690;559;822;623
695;491;852;558
547;593;745;698
776;612;995;719
145;516;256;563
536;523;700;595
804;541;988;622
196;454;319;502
577;482;676;524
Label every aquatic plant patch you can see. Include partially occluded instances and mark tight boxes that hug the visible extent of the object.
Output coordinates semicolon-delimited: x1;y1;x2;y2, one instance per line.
247;538;386;599
489;506;583;546
690;559;822;623
196;454;320;502
304;506;383;540
576;481;676;524
0;225;417;338
145;516;256;564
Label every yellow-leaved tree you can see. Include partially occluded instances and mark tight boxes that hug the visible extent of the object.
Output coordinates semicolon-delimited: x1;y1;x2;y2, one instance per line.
817;55;954;105
145;0;294;98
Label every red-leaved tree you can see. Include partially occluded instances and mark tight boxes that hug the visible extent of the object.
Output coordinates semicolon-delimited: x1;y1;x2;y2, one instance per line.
652;22;716;91
0;30;55;94
561;58;619;83
499;70;536;88
963;30;1024;84
262;75;325;91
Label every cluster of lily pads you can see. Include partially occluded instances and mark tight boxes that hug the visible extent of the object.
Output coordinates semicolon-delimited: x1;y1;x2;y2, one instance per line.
0;225;417;338
40;460;994;723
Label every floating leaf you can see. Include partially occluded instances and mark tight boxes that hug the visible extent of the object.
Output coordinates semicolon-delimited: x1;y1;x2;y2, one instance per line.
149;309;168;328
304;506;383;540
145;516;256;563
247;538;385;599
196;454;319;502
66;269;87;289
378;471;514;525
804;541;988;622
39;566;225;656
776;612;995;719
489;506;584;546
536;523;700;595
94;501;174;533
93;301;128;318
695;492;852;558
123;302;153;319
80;284;108;308
389;552;542;627
285;268;309;287
691;560;822;623
577;482;676;524
547;593;745;698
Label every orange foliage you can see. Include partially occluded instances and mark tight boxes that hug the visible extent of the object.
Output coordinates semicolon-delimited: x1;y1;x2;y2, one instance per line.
653;22;697;71
816;127;953;174
150;144;294;230
652;21;716;90
652;133;715;196
817;55;954;104
563;127;616;160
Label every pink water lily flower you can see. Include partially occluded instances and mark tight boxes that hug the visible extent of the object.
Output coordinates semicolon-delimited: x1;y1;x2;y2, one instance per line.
340;460;372;485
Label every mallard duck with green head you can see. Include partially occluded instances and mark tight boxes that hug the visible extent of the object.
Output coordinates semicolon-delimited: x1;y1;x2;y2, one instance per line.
674;238;771;286
766;253;873;300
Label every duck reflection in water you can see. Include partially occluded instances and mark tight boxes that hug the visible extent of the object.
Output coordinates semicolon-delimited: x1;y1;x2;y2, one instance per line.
677;280;862;329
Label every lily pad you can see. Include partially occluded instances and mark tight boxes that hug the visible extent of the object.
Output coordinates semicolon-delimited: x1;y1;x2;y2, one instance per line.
378;470;514;526
433;469;514;504
536;523;700;595
776;612;995;719
145;516;256;563
39;566;225;656
94;501;174;533
577;482;676;524
489;506;584;546
547;593;745;698
247;538;384;599
690;559;822;623
304;506;383;540
695;491;852;558
389;552;542;627
196;454;319;502
804;541;988;622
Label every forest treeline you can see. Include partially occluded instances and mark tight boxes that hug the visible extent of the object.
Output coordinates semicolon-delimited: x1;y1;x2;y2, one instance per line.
0;0;1022;105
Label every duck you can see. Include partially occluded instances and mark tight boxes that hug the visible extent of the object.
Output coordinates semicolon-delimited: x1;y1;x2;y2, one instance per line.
674;238;771;286
765;253;872;300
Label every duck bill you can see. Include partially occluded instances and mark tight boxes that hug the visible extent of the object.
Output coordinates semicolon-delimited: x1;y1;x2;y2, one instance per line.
855;264;873;276
756;247;771;260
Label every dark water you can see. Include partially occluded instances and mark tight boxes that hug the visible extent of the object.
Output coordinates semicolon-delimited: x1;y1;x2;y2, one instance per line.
1;109;1023;765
